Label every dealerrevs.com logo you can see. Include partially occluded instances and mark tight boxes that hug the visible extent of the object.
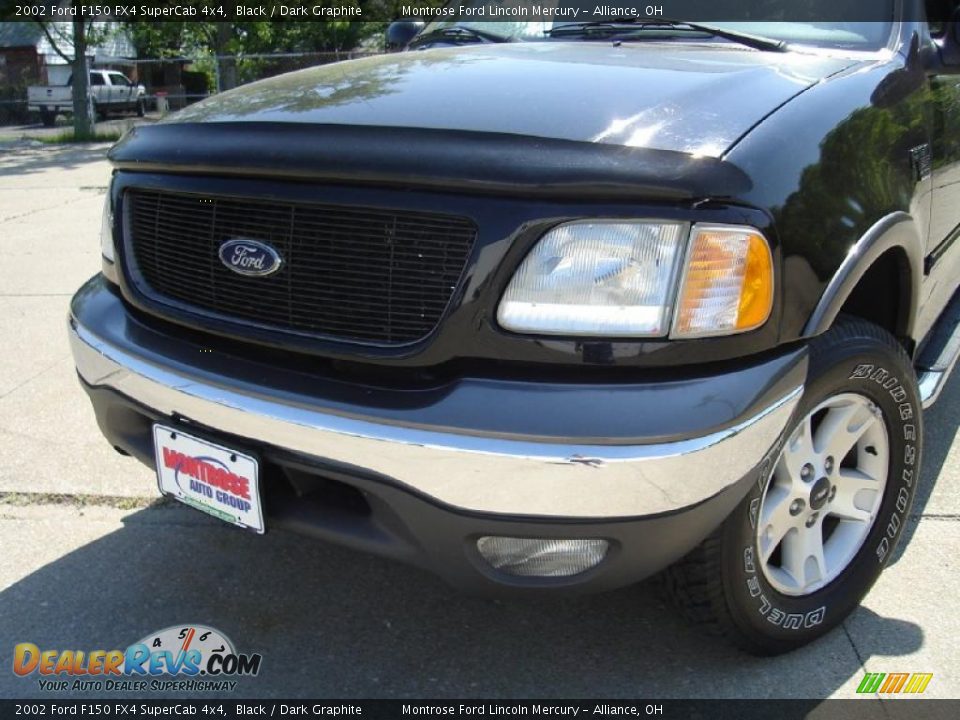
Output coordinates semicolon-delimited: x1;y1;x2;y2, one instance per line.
13;625;262;693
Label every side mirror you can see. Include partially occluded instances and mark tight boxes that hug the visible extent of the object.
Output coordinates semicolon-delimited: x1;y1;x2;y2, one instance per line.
935;10;960;71
386;20;424;52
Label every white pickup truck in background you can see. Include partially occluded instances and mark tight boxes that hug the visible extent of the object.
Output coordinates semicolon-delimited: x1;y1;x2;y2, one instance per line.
28;70;146;127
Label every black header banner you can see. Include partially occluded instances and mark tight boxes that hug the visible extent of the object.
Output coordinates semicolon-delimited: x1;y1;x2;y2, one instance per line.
0;0;953;23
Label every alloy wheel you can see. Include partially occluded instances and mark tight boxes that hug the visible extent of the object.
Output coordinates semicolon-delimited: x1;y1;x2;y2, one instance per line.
757;393;889;596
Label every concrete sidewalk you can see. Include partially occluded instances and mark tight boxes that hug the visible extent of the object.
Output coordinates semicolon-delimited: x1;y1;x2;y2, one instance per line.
0;142;957;700
0;141;151;498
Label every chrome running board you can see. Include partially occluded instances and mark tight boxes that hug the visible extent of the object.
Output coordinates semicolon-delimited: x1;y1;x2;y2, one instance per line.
917;289;960;409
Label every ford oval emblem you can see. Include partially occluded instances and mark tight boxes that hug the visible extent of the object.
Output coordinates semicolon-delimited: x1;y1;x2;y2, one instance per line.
218;238;283;277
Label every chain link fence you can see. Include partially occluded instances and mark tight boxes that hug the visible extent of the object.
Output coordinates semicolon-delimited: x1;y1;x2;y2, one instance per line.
0;49;384;127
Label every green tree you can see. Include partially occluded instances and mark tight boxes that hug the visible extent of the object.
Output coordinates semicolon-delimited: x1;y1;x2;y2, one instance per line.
119;0;447;96
122;16;370;92
125;21;189;59
36;11;109;138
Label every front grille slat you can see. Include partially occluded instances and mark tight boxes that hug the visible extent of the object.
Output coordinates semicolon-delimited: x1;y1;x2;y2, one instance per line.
125;190;477;345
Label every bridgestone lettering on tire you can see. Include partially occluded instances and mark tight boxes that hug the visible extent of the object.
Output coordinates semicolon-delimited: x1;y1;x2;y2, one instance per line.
663;317;922;655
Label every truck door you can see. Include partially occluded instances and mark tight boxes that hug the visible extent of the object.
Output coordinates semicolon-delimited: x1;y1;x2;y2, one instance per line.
927;1;960;259
89;72;105;106
104;72;119;106
103;72;116;105
922;0;960;339
108;72;133;106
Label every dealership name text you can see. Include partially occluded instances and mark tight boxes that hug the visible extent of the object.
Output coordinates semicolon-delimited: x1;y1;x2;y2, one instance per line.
401;707;664;717
402;5;666;19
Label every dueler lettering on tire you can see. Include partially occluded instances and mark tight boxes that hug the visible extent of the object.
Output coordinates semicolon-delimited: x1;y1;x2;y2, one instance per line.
664;317;922;655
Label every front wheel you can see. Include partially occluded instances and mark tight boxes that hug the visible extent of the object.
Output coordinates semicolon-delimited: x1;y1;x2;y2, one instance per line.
664;317;922;655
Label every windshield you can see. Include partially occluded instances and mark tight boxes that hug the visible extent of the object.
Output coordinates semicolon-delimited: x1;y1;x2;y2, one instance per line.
423;1;896;51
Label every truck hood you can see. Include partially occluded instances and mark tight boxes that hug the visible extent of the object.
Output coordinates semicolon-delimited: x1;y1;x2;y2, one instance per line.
170;42;859;157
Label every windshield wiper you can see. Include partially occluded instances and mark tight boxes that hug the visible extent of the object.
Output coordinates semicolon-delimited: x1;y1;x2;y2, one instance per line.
545;19;787;53
409;25;511;48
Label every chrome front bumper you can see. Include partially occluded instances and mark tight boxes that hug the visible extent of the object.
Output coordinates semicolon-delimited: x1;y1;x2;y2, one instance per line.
69;280;804;520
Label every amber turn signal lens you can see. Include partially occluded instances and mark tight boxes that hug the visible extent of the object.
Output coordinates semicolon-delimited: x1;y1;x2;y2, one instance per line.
671;226;773;338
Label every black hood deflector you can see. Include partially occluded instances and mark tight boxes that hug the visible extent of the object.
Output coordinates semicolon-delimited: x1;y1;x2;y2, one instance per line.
109;122;752;202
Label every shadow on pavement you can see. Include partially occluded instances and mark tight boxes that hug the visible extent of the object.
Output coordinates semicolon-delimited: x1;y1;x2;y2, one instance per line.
891;366;960;564
0;499;923;700
0;143;112;179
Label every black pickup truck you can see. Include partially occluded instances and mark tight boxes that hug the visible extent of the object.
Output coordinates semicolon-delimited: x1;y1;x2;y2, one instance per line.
69;2;960;654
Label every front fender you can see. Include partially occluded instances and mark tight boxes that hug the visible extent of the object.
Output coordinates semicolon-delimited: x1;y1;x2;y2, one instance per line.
801;212;924;339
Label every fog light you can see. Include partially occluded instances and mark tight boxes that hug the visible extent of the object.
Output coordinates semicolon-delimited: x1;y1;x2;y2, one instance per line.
476;537;609;577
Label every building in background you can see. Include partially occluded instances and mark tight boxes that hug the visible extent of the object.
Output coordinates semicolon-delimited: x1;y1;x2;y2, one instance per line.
0;21;138;89
0;21;138;124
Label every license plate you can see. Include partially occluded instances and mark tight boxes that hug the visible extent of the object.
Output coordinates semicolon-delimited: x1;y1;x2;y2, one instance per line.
152;424;264;534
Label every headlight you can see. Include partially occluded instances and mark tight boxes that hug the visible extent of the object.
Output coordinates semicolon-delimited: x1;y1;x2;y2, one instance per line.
496;221;773;338
671;224;774;338
99;193;115;263
496;221;686;336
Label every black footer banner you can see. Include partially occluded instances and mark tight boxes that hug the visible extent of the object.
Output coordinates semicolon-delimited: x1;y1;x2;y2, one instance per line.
4;700;960;720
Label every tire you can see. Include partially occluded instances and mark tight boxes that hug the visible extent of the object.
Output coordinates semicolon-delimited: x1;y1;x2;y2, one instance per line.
664;317;922;655
40;110;56;128
136;98;145;117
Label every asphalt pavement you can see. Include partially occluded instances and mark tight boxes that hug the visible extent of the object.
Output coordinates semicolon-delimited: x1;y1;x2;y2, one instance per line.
0;140;957;701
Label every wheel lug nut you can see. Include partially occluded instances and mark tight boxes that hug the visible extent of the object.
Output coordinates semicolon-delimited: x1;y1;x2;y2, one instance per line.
829;486;837;502
801;463;814;480
790;499;805;516
805;513;819;528
825;456;835;474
